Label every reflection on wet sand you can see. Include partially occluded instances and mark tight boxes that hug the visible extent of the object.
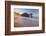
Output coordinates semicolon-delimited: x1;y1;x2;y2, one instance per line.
14;12;39;27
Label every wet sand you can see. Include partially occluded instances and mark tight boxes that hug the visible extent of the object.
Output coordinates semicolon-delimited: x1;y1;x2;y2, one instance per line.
14;17;39;27
14;13;39;27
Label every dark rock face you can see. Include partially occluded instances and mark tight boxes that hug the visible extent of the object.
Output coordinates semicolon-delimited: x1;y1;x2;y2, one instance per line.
21;13;33;18
21;13;29;17
29;13;32;18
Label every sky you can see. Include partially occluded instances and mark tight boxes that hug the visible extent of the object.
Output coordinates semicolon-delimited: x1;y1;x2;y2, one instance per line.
14;8;39;18
14;8;39;14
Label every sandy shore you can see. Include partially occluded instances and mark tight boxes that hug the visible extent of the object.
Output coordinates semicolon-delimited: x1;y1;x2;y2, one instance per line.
14;13;39;27
14;20;32;27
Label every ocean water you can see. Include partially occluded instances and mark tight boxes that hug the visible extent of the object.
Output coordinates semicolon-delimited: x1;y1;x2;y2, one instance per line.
15;17;39;27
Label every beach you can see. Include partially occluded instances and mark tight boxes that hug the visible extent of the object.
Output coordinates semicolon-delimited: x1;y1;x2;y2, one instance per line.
14;17;39;27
